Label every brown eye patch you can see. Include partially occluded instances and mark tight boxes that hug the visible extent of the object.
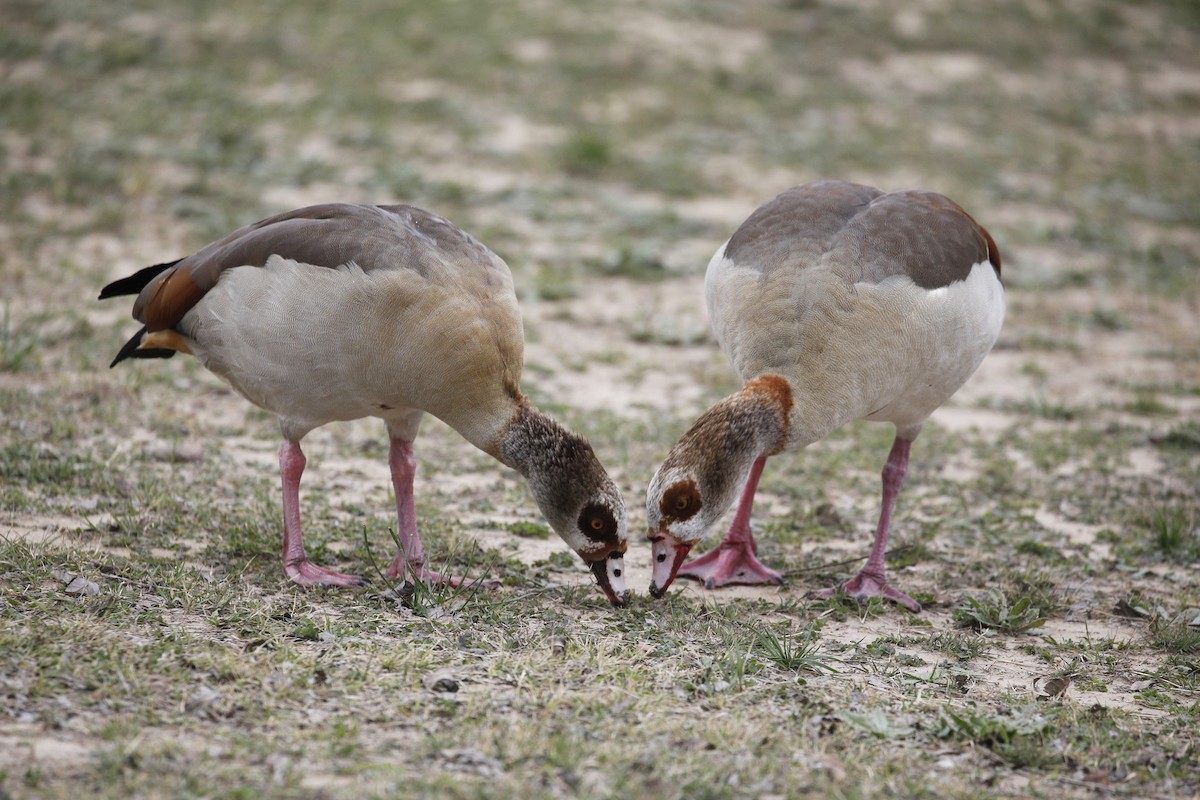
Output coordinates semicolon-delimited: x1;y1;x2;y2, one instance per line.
578;503;618;545
660;480;702;523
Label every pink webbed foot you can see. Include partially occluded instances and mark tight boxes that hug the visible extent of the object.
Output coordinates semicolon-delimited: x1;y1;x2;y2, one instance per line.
284;559;367;588
805;436;922;612
673;456;782;591
677;539;784;589
806;569;921;612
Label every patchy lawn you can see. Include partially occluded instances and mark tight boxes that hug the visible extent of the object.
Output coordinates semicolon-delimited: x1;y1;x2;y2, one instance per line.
2;0;1198;798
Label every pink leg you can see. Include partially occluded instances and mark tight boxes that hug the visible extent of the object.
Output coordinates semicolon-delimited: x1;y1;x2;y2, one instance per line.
384;438;424;581
678;457;784;589
808;436;921;612
384;439;498;590
278;440;365;587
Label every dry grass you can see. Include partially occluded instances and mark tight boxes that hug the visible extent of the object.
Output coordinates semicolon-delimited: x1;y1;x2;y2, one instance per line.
3;0;1199;798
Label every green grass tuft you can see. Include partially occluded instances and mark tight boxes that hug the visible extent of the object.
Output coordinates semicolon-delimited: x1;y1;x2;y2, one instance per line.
753;625;836;674
953;589;1050;634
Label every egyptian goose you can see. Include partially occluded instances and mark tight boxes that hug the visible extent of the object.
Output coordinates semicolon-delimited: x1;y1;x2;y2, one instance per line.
646;180;1004;611
100;203;630;605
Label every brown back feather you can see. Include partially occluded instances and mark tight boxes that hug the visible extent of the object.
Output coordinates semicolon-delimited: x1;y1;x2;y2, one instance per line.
723;181;1000;290
129;203;502;332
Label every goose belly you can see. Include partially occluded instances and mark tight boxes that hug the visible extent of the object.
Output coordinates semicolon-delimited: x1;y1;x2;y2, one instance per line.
857;261;1004;427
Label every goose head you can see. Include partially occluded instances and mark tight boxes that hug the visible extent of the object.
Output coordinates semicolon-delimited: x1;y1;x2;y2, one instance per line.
645;452;743;599
548;479;629;607
645;377;791;597
501;403;630;606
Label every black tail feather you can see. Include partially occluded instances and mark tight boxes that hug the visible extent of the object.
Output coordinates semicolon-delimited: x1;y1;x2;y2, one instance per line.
109;327;177;368
98;258;182;300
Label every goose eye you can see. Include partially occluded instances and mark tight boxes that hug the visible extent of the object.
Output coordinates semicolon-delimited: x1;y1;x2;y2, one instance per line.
578;503;616;543
660;480;702;522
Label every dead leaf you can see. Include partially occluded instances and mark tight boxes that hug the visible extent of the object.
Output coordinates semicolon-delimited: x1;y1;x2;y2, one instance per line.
1034;674;1072;698
186;685;222;714
439;747;502;778
266;753;291;785
1113;599;1152;618
376;582;416;603
145;442;205;463
840;708;915;739
60;573;99;597
1083;765;1129;785
423;669;459;693
814;503;847;531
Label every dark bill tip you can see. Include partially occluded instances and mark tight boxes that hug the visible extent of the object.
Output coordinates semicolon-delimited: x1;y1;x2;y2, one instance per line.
648;536;690;600
589;555;628;607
